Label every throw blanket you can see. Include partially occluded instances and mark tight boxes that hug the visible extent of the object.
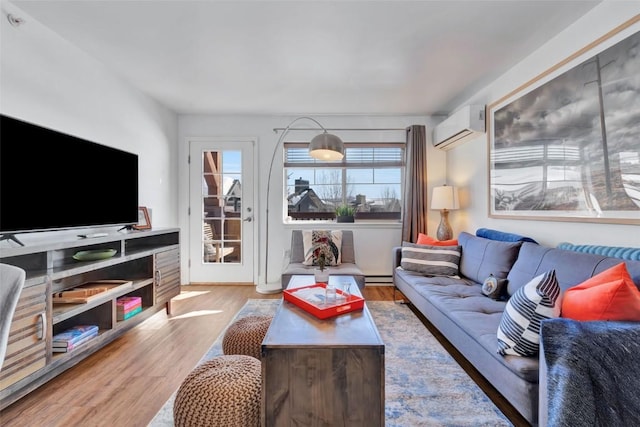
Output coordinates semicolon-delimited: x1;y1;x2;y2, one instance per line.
541;318;640;426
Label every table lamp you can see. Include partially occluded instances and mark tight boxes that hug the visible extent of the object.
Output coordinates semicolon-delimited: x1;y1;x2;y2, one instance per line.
431;185;459;241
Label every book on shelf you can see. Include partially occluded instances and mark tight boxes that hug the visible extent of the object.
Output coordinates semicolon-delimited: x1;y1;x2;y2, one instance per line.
117;302;142;315
116;296;142;312
53;325;99;347
117;305;142;321
53;331;98;353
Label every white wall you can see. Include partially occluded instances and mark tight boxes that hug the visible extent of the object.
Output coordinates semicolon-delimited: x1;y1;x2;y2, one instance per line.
178;115;443;291
446;3;640;248
0;2;179;232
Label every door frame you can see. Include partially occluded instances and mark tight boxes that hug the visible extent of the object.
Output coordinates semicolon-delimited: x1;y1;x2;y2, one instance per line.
187;136;259;285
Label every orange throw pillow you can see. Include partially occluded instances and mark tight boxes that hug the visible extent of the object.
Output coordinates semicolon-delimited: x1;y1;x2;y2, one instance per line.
561;263;640;321
416;233;458;246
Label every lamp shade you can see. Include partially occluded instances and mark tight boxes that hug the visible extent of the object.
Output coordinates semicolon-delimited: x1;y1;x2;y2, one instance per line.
309;132;344;161
431;185;459;210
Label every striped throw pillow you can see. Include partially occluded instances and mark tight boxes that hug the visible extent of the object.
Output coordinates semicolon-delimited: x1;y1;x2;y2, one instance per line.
497;270;562;357
400;242;461;277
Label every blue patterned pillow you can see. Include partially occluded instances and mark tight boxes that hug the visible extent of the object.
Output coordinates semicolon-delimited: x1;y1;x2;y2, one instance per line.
497;270;562;357
400;242;461;277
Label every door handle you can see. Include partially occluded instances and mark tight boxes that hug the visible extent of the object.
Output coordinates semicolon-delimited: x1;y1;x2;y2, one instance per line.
243;216;253;222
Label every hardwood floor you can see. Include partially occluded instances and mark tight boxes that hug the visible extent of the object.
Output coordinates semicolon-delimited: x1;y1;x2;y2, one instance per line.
0;285;390;427
0;285;526;427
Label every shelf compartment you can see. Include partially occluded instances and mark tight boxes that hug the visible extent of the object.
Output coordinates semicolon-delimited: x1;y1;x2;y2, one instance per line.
53;242;122;270
52;282;131;325
53;302;113;336
115;284;154;325
125;231;179;255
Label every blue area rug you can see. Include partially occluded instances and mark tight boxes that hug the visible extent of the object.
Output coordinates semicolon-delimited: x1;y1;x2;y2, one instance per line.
149;299;512;426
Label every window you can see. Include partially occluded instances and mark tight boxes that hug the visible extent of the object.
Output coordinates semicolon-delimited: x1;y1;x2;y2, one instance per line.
284;142;405;220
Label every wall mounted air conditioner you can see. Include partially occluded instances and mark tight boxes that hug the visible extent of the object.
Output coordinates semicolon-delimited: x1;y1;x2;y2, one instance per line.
433;105;486;150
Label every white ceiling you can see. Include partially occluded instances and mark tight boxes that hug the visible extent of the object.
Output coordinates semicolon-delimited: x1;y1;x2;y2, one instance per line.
9;0;601;116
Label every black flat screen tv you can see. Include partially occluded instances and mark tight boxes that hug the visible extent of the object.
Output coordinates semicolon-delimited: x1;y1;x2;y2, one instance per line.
0;114;139;237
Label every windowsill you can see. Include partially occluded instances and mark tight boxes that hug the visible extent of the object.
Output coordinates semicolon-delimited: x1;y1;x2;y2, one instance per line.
282;219;402;229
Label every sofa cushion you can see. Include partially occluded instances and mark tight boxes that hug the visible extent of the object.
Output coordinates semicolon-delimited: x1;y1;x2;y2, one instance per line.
302;230;342;266
458;232;522;284
561;262;640;321
507;243;640;296
416;233;458;246
408;276;540;383
497;270;562;357
400;242;461;277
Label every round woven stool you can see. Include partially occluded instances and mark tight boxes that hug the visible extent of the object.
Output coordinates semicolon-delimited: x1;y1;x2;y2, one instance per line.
173;355;261;427
222;315;273;359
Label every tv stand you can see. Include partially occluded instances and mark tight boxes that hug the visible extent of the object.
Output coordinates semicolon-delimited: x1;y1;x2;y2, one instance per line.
0;233;24;246
0;228;180;410
118;224;136;231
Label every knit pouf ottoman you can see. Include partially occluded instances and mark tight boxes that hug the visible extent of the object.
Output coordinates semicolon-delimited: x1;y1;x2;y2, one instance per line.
173;355;261;427
222;315;273;359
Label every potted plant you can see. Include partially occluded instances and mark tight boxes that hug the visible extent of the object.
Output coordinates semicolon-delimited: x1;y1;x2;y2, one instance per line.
306;243;333;283
315;252;329;283
335;205;356;223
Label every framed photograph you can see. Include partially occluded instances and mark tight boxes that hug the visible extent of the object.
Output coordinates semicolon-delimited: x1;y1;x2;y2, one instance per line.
134;206;151;230
487;18;640;225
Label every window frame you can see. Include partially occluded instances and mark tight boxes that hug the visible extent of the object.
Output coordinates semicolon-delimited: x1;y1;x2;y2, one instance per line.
284;142;405;221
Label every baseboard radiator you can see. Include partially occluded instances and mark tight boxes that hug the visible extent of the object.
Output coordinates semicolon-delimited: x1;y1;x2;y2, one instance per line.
365;275;393;284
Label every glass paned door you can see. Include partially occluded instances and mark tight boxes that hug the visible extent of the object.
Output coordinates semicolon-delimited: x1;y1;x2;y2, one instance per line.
190;139;255;283
202;150;241;264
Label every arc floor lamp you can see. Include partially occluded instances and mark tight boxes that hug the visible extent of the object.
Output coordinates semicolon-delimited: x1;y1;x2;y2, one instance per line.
259;117;344;294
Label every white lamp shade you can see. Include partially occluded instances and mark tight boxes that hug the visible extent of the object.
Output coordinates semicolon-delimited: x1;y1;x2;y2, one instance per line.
309;132;344;161
431;185;459;210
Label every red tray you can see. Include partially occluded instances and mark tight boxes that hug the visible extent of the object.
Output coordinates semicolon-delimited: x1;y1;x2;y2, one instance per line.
283;283;365;319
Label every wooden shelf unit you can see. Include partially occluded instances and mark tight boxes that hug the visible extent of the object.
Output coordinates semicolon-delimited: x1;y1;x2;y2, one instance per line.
0;228;180;410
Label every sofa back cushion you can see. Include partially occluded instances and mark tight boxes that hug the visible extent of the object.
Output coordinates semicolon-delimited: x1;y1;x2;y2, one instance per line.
506;242;640;296
458;232;522;284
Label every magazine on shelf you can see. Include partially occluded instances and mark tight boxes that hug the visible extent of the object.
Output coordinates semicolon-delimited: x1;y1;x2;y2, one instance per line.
53;332;98;353
53;325;99;347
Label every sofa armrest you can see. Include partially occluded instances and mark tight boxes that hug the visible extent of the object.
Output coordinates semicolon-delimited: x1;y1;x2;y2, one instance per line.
392;246;402;269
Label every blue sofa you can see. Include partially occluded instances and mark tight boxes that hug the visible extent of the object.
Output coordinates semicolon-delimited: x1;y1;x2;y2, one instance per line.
392;231;640;426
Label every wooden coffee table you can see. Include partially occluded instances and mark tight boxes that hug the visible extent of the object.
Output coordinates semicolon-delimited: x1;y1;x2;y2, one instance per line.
261;275;385;426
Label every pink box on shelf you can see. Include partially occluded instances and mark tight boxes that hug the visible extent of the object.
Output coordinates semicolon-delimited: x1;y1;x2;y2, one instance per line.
116;296;142;312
